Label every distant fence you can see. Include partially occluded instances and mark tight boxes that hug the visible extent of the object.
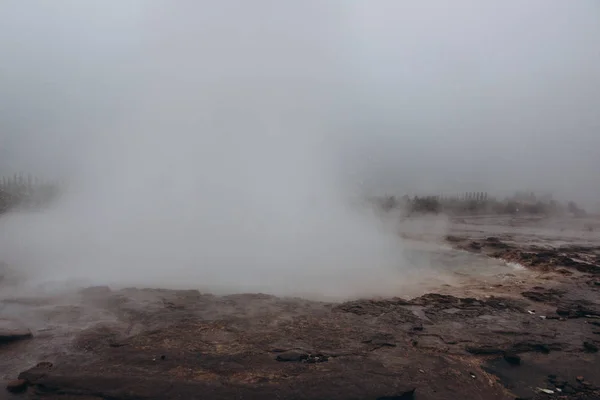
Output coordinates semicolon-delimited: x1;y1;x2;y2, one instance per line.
0;174;60;214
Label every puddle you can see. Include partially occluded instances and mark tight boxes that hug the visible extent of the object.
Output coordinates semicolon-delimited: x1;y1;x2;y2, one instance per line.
393;240;531;297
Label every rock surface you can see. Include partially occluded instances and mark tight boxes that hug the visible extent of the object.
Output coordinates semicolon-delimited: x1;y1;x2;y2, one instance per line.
1;216;600;399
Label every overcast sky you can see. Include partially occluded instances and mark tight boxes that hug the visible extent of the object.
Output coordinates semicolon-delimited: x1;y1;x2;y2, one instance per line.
1;1;599;203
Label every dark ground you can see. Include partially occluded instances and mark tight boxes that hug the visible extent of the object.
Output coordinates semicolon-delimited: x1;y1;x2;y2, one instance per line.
2;216;600;399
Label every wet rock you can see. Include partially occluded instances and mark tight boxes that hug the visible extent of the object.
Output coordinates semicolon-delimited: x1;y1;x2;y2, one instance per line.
6;379;28;393
273;349;329;364
0;319;33;343
583;341;598;353
411;293;460;306
413;336;448;352
18;361;54;383
376;388;416;400
275;350;309;362
503;352;521;366
468;241;482;251
363;333;397;348
557;268;574;275
576;264;600;274
521;288;564;303
555;300;600;318
36;362;53;368
466;346;504;355
467;341;559;356
556;307;570;316
561;385;577;394
485;237;510;248
511;342;556;354
335;299;417;321
304;354;329;364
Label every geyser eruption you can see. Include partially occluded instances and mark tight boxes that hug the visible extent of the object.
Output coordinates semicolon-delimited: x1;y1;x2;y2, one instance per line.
0;1;408;300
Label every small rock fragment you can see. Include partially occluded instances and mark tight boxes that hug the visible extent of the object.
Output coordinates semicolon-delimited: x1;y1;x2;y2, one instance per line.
6;379;28;393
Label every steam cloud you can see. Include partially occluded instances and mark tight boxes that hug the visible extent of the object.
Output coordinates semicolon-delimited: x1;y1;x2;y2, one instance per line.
1;1;599;297
0;1;409;299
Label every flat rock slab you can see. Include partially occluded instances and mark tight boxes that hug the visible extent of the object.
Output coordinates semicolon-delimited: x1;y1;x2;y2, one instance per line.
0;319;32;343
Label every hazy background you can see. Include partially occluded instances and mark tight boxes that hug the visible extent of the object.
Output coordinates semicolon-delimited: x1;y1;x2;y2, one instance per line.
0;1;599;296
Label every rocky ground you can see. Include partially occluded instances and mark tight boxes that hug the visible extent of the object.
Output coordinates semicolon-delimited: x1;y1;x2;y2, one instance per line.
2;215;600;399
